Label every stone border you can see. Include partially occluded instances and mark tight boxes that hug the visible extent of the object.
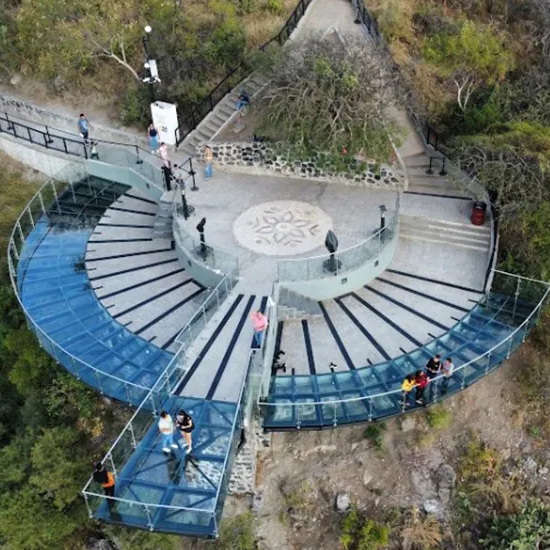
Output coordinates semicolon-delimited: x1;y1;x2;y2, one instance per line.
196;141;404;189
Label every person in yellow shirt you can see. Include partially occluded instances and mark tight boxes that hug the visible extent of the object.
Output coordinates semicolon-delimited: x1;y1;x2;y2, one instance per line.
401;374;416;409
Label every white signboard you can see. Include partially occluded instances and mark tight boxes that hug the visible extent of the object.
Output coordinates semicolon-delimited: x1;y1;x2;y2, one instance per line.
151;101;179;146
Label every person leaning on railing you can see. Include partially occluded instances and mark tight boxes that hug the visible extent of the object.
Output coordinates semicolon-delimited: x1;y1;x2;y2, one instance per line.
93;462;115;507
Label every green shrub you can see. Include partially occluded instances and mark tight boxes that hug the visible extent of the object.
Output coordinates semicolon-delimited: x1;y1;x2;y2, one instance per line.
216;512;257;550
425;405;452;430
340;509;390;550
363;422;386;450
480;499;550;549
266;0;284;15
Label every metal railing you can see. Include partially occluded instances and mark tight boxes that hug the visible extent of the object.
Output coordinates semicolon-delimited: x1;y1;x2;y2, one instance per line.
82;275;275;535
6;166;153;406
277;195;400;282
260;270;550;427
172;213;240;277
174;0;314;146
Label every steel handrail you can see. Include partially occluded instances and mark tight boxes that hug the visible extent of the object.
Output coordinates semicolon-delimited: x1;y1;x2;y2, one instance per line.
260;275;550;409
277;209;398;265
6;175;151;395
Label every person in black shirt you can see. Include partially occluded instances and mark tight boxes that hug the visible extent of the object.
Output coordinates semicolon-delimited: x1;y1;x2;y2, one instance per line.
175;410;194;454
425;354;441;401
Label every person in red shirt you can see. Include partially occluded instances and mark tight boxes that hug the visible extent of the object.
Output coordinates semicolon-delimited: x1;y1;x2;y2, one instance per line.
414;370;428;405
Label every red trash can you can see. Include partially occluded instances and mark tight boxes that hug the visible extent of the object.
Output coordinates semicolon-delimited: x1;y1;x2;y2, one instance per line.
471;201;487;226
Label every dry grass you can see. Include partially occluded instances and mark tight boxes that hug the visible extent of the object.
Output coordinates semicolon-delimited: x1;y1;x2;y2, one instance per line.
242;0;298;47
400;507;443;550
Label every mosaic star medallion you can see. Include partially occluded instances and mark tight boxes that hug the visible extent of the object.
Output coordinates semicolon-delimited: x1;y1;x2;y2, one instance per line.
233;200;333;256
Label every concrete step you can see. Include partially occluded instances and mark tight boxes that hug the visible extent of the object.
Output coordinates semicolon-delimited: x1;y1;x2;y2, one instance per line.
400;216;490;251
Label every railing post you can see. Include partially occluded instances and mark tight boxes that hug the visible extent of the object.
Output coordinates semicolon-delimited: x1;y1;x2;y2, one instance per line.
38;190;46;214
45;126;54;144
506;337;514;359
83;492;93;518
10;240;19;261
512;278;521;324
368;398;374;421
426;157;434;175
17;221;25;243
124;383;132;405
135;145;143;164
5;113;14;132
144;504;154;531
128;421;138;449
27;207;34;228
27;127;33;143
461;368;466;389
107;452;117;478
332;403;337;426
485;351;491;374
296;405;301;429
63;138;69;154
439;157;447;176
94;370;103;393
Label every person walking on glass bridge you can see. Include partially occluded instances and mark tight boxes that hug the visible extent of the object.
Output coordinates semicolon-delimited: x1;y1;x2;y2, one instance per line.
176;409;194;454
78;113;90;142
250;310;268;348
158;411;178;453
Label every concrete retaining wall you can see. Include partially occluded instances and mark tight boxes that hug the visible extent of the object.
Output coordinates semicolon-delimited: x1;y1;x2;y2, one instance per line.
198;141;404;189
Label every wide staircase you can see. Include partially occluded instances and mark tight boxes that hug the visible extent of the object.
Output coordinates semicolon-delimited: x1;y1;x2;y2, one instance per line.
263;272;547;429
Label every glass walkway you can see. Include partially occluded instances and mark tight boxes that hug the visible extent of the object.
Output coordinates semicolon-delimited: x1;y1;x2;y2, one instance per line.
262;281;549;429
12;172;173;406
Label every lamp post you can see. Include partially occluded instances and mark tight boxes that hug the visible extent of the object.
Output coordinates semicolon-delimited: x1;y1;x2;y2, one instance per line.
142;25;158;103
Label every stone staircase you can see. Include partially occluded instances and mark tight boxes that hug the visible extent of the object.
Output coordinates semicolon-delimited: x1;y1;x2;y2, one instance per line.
402;153;469;198
177;74;268;158
152;190;175;239
399;215;491;252
278;287;323;319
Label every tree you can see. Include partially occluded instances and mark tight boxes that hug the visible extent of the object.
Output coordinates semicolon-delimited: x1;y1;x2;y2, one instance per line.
423;21;515;111
258;36;402;165
29;427;89;511
0;487;78;550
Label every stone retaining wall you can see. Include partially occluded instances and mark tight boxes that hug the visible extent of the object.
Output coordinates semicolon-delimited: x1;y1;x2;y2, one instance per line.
197;141;404;189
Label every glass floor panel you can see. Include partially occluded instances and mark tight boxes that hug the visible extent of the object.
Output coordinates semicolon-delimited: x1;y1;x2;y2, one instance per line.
17;177;174;407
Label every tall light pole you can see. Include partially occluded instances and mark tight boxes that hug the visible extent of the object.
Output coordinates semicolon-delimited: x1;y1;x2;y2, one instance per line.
142;25;160;103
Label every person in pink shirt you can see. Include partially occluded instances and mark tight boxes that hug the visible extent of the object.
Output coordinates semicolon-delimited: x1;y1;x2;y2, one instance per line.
250;310;268;348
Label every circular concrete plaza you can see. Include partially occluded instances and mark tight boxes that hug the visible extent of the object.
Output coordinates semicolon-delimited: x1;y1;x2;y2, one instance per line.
232;200;333;256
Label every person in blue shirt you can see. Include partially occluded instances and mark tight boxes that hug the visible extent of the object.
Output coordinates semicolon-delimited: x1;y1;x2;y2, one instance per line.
78;114;89;141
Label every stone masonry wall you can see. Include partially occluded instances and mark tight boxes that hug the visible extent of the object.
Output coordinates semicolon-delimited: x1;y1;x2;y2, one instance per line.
197;141;404;189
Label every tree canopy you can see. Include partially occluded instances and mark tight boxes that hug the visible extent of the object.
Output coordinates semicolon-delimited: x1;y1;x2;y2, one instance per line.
258;36;402;165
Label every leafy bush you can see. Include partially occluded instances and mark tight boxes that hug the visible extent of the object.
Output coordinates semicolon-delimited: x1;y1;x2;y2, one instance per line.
340;509;390;550
425;405;452;430
480;499;550;549
266;0;283;14
217;512;258;550
363;422;387;450
458;438;500;484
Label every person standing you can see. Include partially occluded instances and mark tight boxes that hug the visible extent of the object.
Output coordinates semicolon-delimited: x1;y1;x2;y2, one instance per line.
93;462;115;502
158;411;178;453
401;374;416;408
159;142;170;167
414;370;428;405
78;114;89;142
441;357;455;394
148;122;159;153
250;310;268;348
175;409;194;454
204;145;213;180
425;354;441;400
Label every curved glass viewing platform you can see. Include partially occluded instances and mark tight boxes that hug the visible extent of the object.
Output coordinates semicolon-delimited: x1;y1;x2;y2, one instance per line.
9;168;174;406
261;274;550;429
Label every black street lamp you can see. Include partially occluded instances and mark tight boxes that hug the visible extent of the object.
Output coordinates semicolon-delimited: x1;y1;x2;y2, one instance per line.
142;25;160;103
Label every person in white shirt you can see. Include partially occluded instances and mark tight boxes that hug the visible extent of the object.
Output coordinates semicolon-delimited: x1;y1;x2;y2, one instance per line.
441;357;455;395
158;411;178;453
